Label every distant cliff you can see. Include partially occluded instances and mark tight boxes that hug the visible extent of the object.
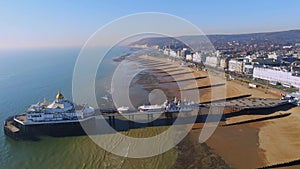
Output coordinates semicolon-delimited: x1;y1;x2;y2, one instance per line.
130;30;300;49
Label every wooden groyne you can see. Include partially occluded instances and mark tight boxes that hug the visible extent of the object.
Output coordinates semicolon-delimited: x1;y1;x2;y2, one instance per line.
161;71;194;77
181;83;225;91
159;76;207;84
223;112;291;126
257;158;300;169
199;94;252;105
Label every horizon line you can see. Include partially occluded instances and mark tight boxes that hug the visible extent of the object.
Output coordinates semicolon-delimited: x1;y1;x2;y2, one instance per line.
1;28;299;50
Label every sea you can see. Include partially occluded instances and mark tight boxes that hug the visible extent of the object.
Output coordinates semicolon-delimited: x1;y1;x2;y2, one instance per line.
0;46;180;169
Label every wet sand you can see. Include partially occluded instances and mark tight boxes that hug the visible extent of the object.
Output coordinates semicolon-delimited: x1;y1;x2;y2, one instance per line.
206;125;263;169
173;131;231;169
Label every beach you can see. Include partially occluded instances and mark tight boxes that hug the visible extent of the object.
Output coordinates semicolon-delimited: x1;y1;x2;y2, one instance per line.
258;106;300;165
134;54;300;169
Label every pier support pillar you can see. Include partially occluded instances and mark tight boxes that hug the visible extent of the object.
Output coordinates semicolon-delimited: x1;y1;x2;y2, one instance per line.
147;114;154;126
128;115;134;128
112;116;116;128
165;112;173;125
108;116;112;126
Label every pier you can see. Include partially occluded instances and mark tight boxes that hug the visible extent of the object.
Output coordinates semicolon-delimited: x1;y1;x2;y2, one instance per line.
4;97;290;140
91;97;288;129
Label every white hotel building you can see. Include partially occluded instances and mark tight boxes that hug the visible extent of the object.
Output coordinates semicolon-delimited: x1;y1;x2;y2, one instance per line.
253;67;300;88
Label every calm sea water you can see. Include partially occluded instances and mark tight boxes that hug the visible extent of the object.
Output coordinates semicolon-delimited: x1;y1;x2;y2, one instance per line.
0;47;179;169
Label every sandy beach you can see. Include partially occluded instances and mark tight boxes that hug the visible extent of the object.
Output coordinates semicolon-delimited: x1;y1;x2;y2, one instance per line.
258;106;300;165
133;54;300;169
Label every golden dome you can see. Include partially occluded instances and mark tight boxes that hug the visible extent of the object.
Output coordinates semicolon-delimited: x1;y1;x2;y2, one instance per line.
56;91;64;99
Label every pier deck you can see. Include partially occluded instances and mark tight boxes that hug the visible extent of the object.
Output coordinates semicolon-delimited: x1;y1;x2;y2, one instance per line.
201;98;287;109
4;97;291;140
10;98;288;126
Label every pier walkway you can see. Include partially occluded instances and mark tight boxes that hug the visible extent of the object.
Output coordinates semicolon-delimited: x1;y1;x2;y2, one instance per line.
94;98;288;127
9;98;288;128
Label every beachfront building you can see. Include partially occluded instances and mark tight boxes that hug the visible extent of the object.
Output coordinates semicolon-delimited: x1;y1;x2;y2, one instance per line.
243;63;254;74
163;49;169;55
180;48;191;60
220;57;232;69
253;67;300;88
169;50;177;58
163;48;180;59
205;56;220;67
186;54;193;61
192;52;203;63
220;58;227;69
228;58;244;72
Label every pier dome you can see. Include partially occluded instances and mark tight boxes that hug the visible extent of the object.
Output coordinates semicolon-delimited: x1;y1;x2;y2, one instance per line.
56;91;64;99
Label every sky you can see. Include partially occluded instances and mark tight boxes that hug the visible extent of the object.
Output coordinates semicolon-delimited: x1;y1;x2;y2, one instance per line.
0;0;300;49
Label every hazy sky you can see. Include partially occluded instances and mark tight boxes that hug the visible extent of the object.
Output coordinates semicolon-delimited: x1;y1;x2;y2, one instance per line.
1;0;299;49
